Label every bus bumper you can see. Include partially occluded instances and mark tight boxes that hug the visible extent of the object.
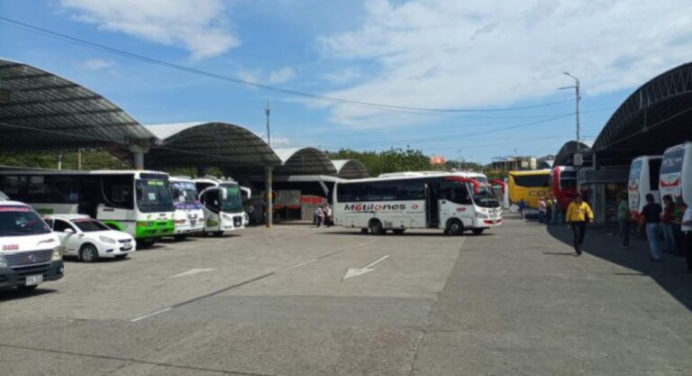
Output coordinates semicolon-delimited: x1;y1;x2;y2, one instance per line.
0;261;64;289
136;220;175;239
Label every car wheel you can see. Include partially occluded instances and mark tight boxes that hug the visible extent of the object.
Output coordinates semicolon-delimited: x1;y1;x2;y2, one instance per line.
368;219;385;235
137;238;156;248
446;219;463;235
80;243;99;263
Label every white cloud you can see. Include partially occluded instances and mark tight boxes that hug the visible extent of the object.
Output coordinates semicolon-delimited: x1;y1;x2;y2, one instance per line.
323;67;363;84
60;0;239;60
79;58;115;71
318;0;692;127
238;67;296;85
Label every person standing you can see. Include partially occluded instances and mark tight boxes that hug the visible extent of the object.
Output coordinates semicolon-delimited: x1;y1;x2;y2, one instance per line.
324;204;333;227
617;192;630;248
638;193;663;261
681;203;692;272
661;195;676;254
673;196;687;256
566;193;593;256
538;197;547;223
315;206;324;227
545;197;553;226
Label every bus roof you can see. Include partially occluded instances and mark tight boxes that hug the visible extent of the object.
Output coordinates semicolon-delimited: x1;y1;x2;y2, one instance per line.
339;172;476;184
509;169;551;176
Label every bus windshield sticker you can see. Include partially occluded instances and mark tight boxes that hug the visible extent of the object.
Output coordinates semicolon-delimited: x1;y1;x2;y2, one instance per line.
148;193;157;200
147;180;164;186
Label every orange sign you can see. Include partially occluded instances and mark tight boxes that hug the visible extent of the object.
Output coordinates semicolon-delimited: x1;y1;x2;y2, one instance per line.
430;156;446;165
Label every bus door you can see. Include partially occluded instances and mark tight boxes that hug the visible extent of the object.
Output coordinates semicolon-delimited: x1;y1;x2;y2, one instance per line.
425;183;440;228
199;187;223;231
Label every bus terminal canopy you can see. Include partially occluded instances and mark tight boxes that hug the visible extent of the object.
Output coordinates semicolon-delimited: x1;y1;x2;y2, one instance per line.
274;147;337;176
331;159;368;179
144;122;282;172
0;58;155;151
593;62;692;165
554;140;592;166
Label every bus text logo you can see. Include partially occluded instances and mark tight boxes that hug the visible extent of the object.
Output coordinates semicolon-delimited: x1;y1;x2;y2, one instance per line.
344;203;406;211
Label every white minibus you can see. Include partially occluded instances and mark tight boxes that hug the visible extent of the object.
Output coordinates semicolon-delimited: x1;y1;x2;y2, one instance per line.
628;156;662;220
169;177;206;240
659;142;692;203
334;172;501;235
193;178;247;236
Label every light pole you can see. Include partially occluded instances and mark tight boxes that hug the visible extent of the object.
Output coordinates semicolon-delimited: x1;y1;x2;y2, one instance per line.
265;103;271;146
560;72;581;143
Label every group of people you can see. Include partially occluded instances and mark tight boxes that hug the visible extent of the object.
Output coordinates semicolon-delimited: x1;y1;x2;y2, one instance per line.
536;196;562;225
625;193;692;270
313;204;333;227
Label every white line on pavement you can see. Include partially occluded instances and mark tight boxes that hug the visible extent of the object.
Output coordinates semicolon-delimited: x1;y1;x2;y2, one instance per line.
130;307;172;322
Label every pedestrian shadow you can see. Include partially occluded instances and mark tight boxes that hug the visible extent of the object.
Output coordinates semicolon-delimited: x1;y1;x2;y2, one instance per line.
546;225;692;312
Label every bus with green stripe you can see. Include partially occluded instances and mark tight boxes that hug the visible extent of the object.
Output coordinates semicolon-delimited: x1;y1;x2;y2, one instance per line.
0;170;175;246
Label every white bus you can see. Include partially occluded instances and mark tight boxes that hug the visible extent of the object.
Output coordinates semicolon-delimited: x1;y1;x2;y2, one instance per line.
0;170;175;246
628;155;662;220
659;142;692;203
193;177;247;236
169;177;205;240
333;173;502;235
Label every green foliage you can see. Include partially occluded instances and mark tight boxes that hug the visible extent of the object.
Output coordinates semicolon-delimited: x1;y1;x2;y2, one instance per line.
327;147;431;177
0;149;129;170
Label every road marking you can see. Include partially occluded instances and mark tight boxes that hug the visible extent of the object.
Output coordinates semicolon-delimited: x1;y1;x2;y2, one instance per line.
130;307;172;322
342;254;390;281
167;268;215;279
280;239;378;272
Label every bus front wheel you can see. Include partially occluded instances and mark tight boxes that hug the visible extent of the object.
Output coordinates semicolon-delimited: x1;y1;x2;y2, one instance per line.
446;219;463;236
369;219;385;235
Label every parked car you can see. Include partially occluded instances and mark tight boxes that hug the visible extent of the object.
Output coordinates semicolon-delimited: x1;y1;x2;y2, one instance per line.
0;200;64;291
46;214;135;262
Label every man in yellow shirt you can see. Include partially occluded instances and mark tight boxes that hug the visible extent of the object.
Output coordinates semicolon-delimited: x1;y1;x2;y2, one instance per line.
566;193;594;255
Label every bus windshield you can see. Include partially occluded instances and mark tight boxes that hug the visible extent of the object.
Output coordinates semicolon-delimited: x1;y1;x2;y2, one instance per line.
170;181;198;204
136;178;174;213
473;187;500;208
0;206;51;236
661;148;684;175
221;185;244;213
629;160;643;180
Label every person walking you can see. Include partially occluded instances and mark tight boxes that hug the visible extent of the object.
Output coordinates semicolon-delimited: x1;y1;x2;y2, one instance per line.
566;193;593;256
673;196;687;256
661;195;676;254
518;199;527;220
538;197;547;223
617;192;630;248
681;203;692;272
638;193;663;261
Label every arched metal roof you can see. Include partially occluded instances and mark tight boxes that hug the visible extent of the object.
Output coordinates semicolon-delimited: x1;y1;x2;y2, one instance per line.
554;141;592;166
274;147;337;175
593;62;692;163
144;122;281;171
331;159;369;179
0;58;155;151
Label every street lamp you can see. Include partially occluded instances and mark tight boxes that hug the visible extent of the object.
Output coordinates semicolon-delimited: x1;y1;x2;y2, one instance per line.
559;72;581;143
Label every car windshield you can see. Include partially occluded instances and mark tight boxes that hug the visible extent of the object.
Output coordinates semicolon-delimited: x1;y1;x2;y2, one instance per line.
136;178;174;213
0;206;51;236
473;187;500;208
73;219;110;232
221;185;244;213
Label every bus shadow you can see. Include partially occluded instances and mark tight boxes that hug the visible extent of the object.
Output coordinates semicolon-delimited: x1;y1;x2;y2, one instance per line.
546;225;692;312
0;287;57;302
316;230;483;238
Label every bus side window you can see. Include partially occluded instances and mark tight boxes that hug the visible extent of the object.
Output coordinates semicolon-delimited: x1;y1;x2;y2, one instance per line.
103;176;134;209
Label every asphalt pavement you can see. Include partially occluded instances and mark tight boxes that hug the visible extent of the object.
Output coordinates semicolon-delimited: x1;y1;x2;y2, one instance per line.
0;217;690;375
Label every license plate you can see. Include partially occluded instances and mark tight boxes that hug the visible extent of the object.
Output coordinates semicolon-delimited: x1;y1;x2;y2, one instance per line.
25;274;43;286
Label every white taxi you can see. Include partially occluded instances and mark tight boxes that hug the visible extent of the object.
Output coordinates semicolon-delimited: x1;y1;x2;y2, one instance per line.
46;214;136;262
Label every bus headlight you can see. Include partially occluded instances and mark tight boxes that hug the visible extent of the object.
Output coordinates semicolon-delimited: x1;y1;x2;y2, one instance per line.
52;246;64;261
99;236;116;244
0;255;7;268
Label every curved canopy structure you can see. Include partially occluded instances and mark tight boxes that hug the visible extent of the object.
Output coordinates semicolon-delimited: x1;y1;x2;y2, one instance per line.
331;159;369;179
274;147;337;175
554;141;592;166
0;58;155;151
144;122;281;171
593;62;692;164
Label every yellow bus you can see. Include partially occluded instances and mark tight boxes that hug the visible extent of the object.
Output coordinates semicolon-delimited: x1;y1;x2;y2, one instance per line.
508;169;551;209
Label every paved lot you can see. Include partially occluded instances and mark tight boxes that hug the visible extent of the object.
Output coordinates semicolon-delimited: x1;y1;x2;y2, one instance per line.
1;218;690;375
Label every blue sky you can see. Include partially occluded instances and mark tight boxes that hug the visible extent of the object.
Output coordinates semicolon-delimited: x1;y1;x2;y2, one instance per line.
2;0;692;163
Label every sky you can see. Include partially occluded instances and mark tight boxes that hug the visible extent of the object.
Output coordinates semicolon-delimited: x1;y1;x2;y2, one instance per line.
1;0;692;164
